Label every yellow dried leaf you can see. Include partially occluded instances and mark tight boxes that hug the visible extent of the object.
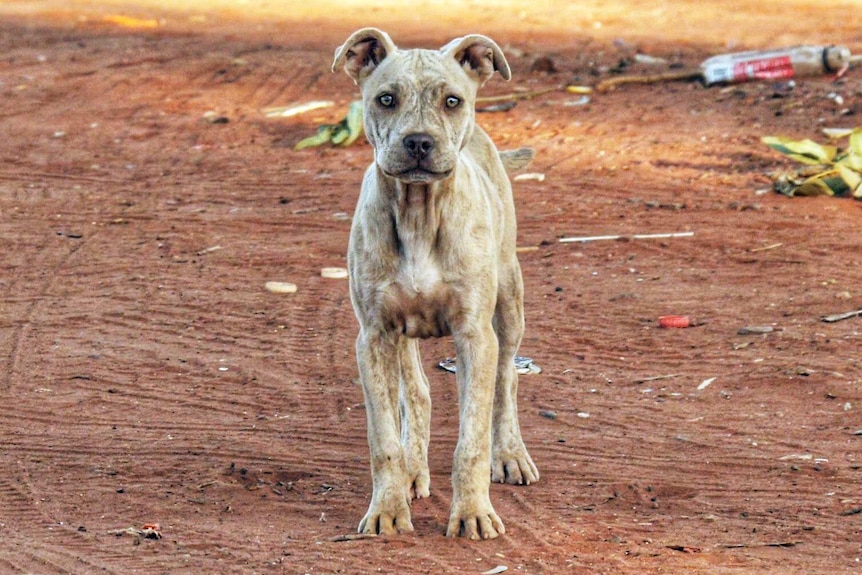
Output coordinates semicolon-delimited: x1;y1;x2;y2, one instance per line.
838;164;862;193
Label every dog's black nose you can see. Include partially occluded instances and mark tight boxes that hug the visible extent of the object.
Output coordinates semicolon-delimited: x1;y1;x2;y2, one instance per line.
403;133;435;159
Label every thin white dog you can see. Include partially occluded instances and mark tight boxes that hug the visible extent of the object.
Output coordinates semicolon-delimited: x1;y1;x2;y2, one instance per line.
333;28;538;540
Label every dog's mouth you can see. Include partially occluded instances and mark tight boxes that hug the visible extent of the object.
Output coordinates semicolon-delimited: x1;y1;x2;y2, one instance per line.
388;166;452;183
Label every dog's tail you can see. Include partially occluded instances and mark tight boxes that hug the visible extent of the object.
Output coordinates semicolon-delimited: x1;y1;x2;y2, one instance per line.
499;147;535;173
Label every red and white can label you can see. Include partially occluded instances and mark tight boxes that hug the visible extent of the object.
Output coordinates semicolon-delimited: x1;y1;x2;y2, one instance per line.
703;54;795;85
732;55;794;81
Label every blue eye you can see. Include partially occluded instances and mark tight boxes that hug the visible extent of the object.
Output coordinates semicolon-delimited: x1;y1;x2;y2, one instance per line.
445;96;461;108
378;93;395;107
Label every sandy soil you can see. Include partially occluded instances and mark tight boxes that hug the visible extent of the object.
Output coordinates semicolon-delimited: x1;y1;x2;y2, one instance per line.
1;1;861;573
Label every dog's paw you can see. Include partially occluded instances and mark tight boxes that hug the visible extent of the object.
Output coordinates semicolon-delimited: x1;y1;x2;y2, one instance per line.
446;499;505;540
491;447;539;485
358;489;414;536
409;471;430;500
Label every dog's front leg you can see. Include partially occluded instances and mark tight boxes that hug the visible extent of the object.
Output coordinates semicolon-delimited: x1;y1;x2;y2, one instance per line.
356;329;414;535
447;323;505;540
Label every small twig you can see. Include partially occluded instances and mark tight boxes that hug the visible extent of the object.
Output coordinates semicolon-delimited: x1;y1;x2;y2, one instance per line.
328;533;378;542
749;242;783;253
633;374;679;384
559;231;694;243
476;86;561;104
597;70;703;91
719;541;801;549
822;308;862;323
196;245;222;256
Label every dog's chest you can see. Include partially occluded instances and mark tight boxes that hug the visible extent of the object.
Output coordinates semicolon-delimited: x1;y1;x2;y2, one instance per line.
382;225;456;338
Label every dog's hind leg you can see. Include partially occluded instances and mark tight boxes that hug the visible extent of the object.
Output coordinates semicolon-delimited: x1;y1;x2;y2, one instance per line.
398;337;431;499
490;261;539;485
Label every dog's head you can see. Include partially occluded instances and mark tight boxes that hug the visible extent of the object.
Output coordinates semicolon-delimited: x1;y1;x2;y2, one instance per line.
333;28;510;184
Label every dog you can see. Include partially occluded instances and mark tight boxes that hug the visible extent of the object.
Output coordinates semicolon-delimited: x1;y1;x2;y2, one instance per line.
332;28;538;540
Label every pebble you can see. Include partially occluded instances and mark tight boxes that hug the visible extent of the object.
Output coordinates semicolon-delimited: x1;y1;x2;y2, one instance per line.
265;281;297;294
321;267;348;279
738;326;773;335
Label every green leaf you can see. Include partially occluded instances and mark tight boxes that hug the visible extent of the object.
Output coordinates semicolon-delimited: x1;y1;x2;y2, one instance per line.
822;175;850;195
793;175;836;196
838;164;862;193
761;136;836;166
850;131;862;157
838;152;862;171
782;139;838;163
330;124;349;145
294;125;333;150
339;101;364;147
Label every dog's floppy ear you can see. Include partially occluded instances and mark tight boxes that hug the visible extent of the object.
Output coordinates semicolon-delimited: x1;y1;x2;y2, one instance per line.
332;28;397;84
441;34;511;85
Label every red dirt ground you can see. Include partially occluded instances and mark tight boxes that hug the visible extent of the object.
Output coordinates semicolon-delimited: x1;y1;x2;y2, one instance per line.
1;1;861;573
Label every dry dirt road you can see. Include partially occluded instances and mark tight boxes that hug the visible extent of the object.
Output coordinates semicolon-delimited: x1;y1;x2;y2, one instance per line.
1;1;861;573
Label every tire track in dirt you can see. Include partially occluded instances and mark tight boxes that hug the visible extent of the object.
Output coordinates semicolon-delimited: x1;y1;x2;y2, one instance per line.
1;227;98;391
0;468;124;575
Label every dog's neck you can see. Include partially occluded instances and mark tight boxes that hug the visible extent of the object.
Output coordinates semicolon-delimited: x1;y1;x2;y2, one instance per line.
395;181;443;239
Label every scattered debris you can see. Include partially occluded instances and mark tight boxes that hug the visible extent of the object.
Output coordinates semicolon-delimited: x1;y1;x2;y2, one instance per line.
738;326;774;335
749;242;783;253
840;507;862;517
530;56;557;74
599;45;854;91
697;377;717;391
265;281;297;294
476;101;517;113
109;524;162;543
666;545;702;553
559;231;694;243
702;45;851;85
566;85;593;95
634;53;668;66
780;453;813;461
438;356;541;375
202;111;229;124
565;95;591;106
329;533;378;542
481;566;508;575
633;374;678;384
539;410;557;420
718;541;801;549
762;129;862;199
598;69;702;92
321;267;348;279
196;245;222;256
295;101;363;150
659;315;691;329
102;14;159;29
262;100;334;118
513;172;545;182
822;308;862;323
475;86;560;104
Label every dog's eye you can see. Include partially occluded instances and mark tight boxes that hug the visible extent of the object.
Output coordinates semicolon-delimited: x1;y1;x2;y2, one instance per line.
445;96;461;109
377;94;395;108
